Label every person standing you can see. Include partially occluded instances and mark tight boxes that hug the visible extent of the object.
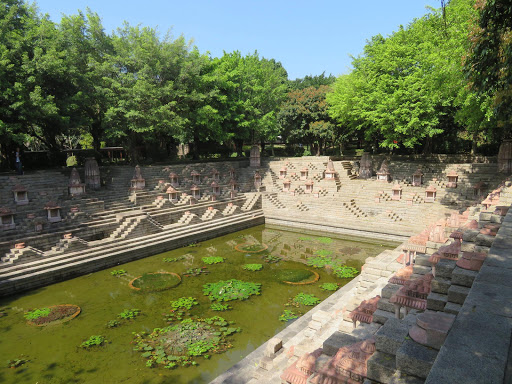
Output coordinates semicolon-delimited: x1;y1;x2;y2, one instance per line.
14;147;23;175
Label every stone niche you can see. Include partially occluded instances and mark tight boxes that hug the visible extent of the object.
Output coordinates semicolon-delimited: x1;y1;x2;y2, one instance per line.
300;167;308;180
190;185;200;199
44;201;62;223
376;159;391;182
68;167;85;196
305;179;314;194
446;170;458;188
130;165;145;190
229;179;238;191
191;171;201;183
169;172;179;187
84;157;101;190
324;159;337;180
283;179;291;192
279;166;287;179
211;169;220;181
473;181;486;197
228;167;236;179
359;152;372;179
249;145;260;167
253;172;262;190
211;181;220;195
392;184;402;200
425;186;437;203
12;184;28;205
412;168;424;186
0;207;15;230
498;139;512;173
166;186;178;202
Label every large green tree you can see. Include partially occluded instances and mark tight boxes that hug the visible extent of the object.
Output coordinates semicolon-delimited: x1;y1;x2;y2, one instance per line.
278;85;335;155
327;0;480;153
465;0;512;137
213;51;288;155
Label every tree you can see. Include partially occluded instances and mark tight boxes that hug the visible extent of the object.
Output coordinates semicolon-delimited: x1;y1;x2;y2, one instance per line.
465;0;512;137
58;10;115;154
278;85;335;155
327;0;479;153
213;51;288;156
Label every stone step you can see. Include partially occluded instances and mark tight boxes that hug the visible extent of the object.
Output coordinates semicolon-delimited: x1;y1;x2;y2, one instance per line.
426;292;448;311
447;284;470;305
396;339;438;379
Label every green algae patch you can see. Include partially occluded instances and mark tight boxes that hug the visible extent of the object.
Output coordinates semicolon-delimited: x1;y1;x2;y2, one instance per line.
276;268;320;285
129;272;181;292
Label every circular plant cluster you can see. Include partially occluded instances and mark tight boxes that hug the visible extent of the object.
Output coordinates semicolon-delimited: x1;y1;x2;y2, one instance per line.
243;264;263;272
132;316;240;369
25;304;81;326
129;272;181;292
203;279;261;302
276;268;319;285
234;242;268;253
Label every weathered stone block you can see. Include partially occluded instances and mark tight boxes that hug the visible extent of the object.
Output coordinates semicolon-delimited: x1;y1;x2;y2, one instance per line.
461;242;477;252
451;267;478;288
431;277;451;294
413;265;431;275
462;229;479;243
378;298;396;313
475;233;494;247
375;318;409;355
479;212;492;221
427;292;447;311
259;356;274;370
443;302;461;315
447;285;470;304
389;370;426;384
435;259;456;279
414;254;431;267
382;283;401;299
396;339;438;379
265;337;282;357
373;309;395;325
322;331;357;356
367;351;397;383
490;214;504;224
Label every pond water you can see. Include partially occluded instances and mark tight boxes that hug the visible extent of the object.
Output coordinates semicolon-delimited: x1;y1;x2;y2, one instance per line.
0;225;397;384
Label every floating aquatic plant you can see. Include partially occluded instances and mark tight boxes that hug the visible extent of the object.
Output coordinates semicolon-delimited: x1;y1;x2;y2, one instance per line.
170;297;198;310
132;315;240;369
279;310;300;322
202;256;224;265
80;335;107;348
203;280;261;302
118;309;141;320
110;269;127;277
292;293;320;306
320;283;339;291
243;264;263;272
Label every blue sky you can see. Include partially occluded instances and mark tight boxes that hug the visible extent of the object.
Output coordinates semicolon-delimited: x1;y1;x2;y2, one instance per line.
33;0;437;80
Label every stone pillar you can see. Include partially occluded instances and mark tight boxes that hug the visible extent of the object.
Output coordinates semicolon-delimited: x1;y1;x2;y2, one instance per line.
84;158;101;190
359;152;372;179
250;145;260;167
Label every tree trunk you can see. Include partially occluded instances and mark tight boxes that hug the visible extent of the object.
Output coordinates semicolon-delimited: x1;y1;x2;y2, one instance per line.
422;136;433;155
471;132;477;155
234;139;244;157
